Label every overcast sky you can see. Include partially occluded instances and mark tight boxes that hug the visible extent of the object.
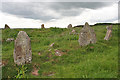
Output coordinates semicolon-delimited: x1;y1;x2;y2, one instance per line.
0;0;119;28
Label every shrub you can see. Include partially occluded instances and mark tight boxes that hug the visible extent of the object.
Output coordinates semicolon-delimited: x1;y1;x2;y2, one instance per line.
15;65;28;78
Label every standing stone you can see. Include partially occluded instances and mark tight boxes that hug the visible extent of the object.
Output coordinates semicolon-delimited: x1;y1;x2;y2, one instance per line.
67;24;72;28
78;22;96;46
14;31;32;65
4;24;10;29
104;25;112;40
41;24;45;29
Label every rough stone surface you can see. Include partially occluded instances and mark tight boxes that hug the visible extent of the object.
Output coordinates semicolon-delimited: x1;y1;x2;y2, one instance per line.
41;24;45;29
14;31;32;65
67;24;72;28
104;25;112;40
0;60;8;67
78;22;96;46
69;29;77;35
32;69;39;76
50;43;55;47
4;24;10;29
55;50;65;56
38;52;41;55
31;64;39;76
6;38;14;42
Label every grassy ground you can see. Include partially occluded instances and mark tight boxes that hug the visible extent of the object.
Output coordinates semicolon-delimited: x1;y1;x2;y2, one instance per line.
2;25;118;78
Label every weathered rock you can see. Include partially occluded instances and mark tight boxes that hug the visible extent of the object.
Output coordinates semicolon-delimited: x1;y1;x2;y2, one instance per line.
72;29;75;33
32;64;39;76
38;52;41;55
43;72;55;76
49;43;55;47
0;60;8;67
55;50;65;56
49;49;51;51
6;38;14;42
104;25;112;40
32;69;39;76
47;73;55;76
13;31;32;65
69;29;77;35
41;24;45;29
67;24;72;28
55;50;62;56
4;24;10;29
78;22;96;46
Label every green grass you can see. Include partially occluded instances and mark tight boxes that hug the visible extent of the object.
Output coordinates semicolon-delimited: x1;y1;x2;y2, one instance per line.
2;25;118;78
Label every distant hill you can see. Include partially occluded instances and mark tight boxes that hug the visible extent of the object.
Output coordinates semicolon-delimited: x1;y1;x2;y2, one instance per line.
74;23;120;28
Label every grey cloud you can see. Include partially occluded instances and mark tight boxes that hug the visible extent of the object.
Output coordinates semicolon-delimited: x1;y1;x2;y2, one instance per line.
2;2;58;21
60;9;82;16
49;2;112;10
118;1;120;22
42;2;112;16
2;0;119;2
2;2;113;21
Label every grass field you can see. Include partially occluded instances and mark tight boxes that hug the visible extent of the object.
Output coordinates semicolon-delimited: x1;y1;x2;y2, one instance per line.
2;25;118;78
